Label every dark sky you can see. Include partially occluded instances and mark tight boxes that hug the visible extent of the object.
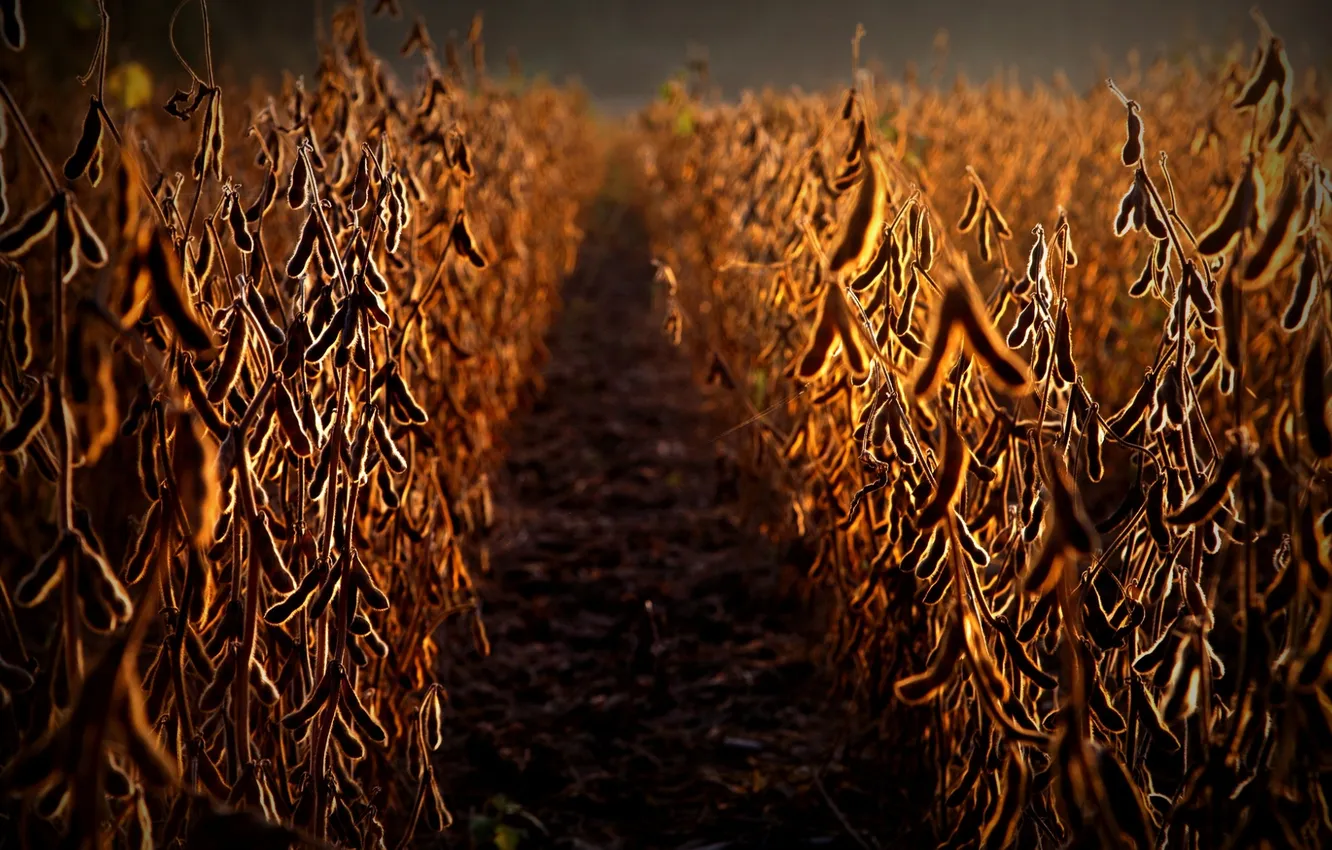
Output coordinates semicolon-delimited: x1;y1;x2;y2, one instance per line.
16;0;1332;111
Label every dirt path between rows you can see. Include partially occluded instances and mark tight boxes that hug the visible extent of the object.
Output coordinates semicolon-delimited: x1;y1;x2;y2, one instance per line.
432;195;917;849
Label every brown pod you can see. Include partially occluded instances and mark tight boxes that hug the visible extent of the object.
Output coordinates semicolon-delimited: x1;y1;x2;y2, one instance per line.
171;412;221;546
1139;184;1169;240
226;193;253;253
1281;243;1320;332
980;748;1029;849
6;267;29;369
422;685;446;751
1085;405;1104;483
898;525;941;576
1185;263;1220;329
793;288;839;381
14;532;76;607
1053;303;1076;384
1121;104;1143;167
63;98;103;181
1233;36;1286;108
274;379;313;457
914;282;1029;398
1113;180;1142;237
305;302;347;364
1087;671;1126;733
1197;156;1260;257
866;394;890;450
894;614;963;704
0;376;49;454
1094;746;1156;850
1006;298;1037;349
280;314;311;378
1048;447;1096;554
994;616;1056;689
886;402;918;466
0;0;25;50
206;309;247;405
0;195;59;259
1244;171;1302;283
193;224;215;283
388;369;429;424
192;93;216;180
264;558;329;624
350;152;371;211
251;511;295;593
342;683;388;744
282;664;338;730
1026;224;1047;287
895;268;919;337
206;95;225;181
829;150;888;277
916;211;935;272
243;167;277;223
450;212;488;268
307;439;335;501
386;206;404;255
137;415;160;499
287;150;311;210
952;512;990;568
370;407;407;473
1302;337;1332;458
332;712;366;759
1032;326;1052;382
286;210;320;278
244;284;285;346
1127;255;1153;298
364;255;390;295
1106;368;1155;436
977;208;995;263
958;182;982;233
1167;442;1243;525
144;227;215;350
352;555;390;610
248;658;281;705
176;353;228;438
1130;671;1179;751
918;420;970;528
122;498;162;585
199;650;237;713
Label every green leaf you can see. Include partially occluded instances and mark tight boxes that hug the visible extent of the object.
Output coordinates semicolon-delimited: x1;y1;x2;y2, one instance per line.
674;108;695;137
749;369;768;407
494;825;525;850
469;814;498;843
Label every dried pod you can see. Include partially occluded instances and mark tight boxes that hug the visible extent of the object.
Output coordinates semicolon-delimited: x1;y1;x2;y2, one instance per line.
918;420;970;528
1197;156;1261;256
913;282;1030;398
894;614;963;705
829;150;888;276
450;212;488;268
206;309;248;405
287;149;311;209
244;167;278;222
1053;304;1076;384
1281;243;1320;332
0;194;59;259
1121;103;1144;167
958;181;982;233
63;98;103;181
1302;337;1332;458
227;191;254;253
0;376;48;454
